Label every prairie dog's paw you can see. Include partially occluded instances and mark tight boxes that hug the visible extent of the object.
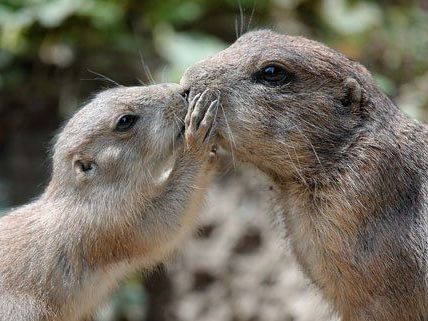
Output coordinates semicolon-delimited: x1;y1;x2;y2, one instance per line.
184;89;219;159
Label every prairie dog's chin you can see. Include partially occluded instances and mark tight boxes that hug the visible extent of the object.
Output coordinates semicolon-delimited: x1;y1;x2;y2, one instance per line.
154;154;175;185
152;123;185;184
216;133;232;152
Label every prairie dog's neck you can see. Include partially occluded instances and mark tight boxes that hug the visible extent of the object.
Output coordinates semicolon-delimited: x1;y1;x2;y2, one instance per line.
0;188;152;321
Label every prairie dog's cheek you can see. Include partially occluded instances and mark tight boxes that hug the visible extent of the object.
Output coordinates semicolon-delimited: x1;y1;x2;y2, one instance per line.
148;112;173;151
97;145;124;180
149;113;164;137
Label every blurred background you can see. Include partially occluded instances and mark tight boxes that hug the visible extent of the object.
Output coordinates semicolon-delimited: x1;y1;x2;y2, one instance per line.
0;0;427;320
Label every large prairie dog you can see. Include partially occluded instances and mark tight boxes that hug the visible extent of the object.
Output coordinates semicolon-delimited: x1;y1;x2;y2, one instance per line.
0;84;219;321
181;30;428;321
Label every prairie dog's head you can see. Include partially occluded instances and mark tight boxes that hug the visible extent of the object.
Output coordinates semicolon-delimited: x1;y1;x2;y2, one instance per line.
49;83;186;198
181;30;386;179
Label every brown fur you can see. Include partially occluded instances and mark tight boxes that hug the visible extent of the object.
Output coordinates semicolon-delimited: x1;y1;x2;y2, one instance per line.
0;84;218;321
181;30;428;321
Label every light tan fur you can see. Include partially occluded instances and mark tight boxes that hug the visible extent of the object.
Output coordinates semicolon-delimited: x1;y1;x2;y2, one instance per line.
0;84;219;321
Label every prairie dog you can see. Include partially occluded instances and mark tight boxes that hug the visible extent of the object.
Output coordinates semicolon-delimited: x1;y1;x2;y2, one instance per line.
181;30;428;321
0;84;219;321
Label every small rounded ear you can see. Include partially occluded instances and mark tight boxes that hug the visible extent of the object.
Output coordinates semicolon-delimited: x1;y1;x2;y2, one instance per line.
72;155;96;183
340;77;362;114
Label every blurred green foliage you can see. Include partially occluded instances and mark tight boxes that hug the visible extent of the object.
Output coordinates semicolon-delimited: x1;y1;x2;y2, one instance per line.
1;0;427;112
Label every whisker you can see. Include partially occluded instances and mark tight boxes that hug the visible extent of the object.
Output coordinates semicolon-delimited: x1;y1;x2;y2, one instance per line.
220;104;237;149
138;50;156;85
160;66;168;83
266;106;334;136
234;17;239;40
173;114;185;126
136;78;146;85
287;146;308;187
143;160;155;184
290;119;323;168
218;156;235;181
171;123;175;159
131;25;156;85
86;69;121;87
207;98;221;142
171;112;179;158
238;0;245;36
220;103;237;169
247;1;256;32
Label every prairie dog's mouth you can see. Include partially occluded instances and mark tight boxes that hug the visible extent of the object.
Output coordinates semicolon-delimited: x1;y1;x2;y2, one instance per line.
177;124;185;140
174;92;188;143
172;123;185;149
167;123;185;154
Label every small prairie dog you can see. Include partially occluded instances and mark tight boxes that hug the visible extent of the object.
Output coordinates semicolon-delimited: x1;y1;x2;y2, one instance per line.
0;84;219;321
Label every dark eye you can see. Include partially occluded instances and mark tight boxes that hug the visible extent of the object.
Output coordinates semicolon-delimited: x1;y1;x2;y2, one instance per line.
115;114;139;132
254;64;290;86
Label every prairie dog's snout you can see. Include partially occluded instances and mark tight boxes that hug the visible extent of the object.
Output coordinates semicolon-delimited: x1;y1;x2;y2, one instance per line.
155;82;188;123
